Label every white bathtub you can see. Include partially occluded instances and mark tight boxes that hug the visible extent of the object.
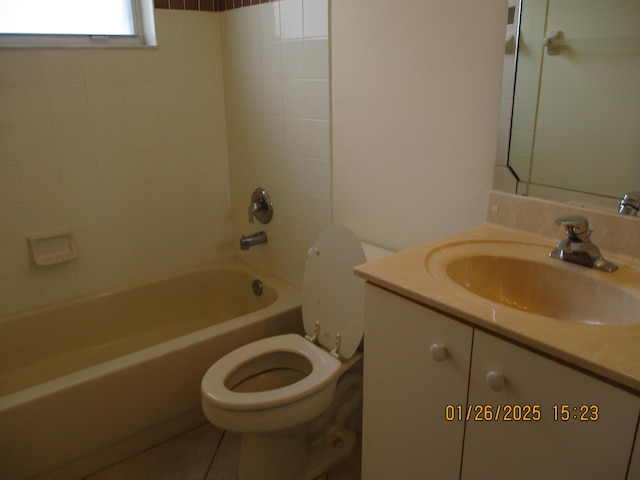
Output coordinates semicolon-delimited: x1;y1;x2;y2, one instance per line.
0;258;302;479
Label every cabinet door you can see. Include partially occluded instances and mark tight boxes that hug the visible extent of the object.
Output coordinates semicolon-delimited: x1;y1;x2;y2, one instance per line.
462;330;640;480
362;285;473;479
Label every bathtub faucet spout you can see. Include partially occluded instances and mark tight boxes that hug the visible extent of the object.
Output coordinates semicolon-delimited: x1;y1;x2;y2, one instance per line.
240;231;268;251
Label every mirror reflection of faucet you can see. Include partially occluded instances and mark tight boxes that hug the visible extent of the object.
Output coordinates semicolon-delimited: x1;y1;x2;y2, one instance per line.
619;191;640;217
549;215;617;272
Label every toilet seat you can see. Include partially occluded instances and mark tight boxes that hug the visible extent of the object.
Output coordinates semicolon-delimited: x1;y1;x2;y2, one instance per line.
302;224;366;359
202;334;341;410
201;225;366;413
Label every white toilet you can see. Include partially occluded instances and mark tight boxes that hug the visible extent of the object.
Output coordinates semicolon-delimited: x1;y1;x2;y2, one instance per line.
201;225;368;480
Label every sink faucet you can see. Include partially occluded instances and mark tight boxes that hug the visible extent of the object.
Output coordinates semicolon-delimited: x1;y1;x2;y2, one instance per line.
549;215;617;272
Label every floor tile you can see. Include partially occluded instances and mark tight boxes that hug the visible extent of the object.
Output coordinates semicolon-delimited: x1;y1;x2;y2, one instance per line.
84;413;361;480
85;424;223;480
205;431;242;479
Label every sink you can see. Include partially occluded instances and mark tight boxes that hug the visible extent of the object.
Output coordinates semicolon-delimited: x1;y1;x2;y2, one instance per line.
425;241;640;326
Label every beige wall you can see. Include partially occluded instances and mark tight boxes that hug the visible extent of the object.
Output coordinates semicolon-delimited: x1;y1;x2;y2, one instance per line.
332;0;507;251
0;10;231;315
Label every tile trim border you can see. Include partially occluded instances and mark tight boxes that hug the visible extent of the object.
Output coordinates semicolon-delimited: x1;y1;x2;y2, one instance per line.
154;0;281;12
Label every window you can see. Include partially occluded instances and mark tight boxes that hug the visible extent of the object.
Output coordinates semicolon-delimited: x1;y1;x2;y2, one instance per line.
0;0;156;47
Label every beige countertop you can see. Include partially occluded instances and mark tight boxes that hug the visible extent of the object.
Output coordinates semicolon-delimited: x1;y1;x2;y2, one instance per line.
354;224;640;392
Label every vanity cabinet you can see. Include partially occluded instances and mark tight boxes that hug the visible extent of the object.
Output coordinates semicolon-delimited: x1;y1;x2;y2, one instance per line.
462;330;639;480
361;284;473;479
362;284;640;480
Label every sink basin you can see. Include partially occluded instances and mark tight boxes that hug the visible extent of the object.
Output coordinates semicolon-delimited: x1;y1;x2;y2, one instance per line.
425;241;640;325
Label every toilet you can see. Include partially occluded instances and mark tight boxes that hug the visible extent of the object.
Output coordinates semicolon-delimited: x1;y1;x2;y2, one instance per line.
201;225;368;480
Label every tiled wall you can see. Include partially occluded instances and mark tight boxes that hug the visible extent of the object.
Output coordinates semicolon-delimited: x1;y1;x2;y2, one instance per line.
221;0;331;286
0;10;231;315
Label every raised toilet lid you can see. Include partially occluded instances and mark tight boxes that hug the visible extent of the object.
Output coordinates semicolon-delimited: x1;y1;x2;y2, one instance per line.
303;224;366;360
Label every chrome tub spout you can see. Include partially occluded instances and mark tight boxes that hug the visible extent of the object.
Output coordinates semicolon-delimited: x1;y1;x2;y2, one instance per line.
240;231;268;251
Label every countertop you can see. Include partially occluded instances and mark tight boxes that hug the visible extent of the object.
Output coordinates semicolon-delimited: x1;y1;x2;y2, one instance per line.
354;224;640;392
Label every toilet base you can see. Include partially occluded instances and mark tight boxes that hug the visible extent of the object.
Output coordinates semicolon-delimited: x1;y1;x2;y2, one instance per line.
306;426;357;479
237;427;357;480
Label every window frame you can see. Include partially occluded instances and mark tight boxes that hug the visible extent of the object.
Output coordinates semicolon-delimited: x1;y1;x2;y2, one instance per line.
0;0;156;48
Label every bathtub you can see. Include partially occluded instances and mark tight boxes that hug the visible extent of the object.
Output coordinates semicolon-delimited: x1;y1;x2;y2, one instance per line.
0;258;302;480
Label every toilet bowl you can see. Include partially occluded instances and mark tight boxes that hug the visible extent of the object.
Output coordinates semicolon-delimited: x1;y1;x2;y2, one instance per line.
201;224;368;480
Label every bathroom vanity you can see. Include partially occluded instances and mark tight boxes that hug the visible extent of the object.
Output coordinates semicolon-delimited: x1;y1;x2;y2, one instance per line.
355;224;640;480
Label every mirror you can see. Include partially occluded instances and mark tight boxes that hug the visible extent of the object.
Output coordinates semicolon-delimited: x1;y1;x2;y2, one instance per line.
497;0;640;202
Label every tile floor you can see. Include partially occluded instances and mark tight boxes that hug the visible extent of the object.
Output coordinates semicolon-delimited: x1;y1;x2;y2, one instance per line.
85;417;362;480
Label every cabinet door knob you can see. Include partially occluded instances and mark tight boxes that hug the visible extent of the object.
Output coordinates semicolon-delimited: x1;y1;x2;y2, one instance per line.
429;344;447;362
485;371;505;391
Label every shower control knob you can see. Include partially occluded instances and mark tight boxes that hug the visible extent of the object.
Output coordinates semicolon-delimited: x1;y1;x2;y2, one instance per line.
485;371;506;391
429;344;447;362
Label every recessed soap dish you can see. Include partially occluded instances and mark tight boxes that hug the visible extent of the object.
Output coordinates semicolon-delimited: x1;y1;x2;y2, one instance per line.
28;232;77;267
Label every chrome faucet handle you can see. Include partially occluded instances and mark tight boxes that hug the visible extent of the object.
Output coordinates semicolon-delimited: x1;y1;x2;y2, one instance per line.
555;214;590;242
247;188;273;224
248;202;259;223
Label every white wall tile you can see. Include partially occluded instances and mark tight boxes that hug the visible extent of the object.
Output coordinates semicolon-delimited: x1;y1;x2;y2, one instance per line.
46;84;90;123
123;82;159;117
303;119;330;159
0;10;232;312
281;40;304;79
91;120;130;155
306;157;330;198
0;90;8;127
283;80;305;118
42;51;85;85
280;0;304;40
96;153;134;190
18;162;62;202
25;196;68;235
262;80;284;116
283;117;306;155
260;41;283;79
0;50;45;86
11;125;57;165
118;50;157;83
304;80;329;120
127;116;161;152
303;0;328;38
0;166;23;205
59;158;100;196
0;127;15;165
37;264;79;305
303;38;329;80
86;83;126;119
81;50;123;83
0;204;28;243
259;2;281;42
53;122;95;160
4;86;51;126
